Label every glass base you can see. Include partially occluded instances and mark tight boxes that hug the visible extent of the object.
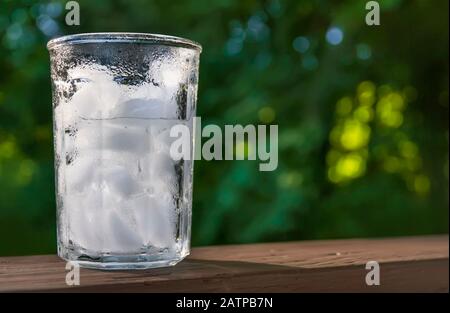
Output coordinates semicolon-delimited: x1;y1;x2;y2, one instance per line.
68;257;184;270
58;245;189;270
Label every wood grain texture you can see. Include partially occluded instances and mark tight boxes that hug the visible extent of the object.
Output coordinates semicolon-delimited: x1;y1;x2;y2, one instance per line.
0;235;448;293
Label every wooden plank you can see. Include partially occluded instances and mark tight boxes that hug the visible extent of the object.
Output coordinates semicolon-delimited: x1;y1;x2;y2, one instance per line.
0;235;448;292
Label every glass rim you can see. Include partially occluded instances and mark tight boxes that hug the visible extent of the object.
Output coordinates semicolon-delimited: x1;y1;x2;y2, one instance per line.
47;32;202;52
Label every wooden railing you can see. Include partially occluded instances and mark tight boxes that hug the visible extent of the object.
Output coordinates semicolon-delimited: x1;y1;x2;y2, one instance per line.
0;235;448;292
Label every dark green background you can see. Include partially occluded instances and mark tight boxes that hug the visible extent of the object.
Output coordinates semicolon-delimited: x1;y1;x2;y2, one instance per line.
0;0;448;256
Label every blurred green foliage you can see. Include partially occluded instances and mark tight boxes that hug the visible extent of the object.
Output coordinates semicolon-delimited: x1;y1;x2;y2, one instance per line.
0;0;448;256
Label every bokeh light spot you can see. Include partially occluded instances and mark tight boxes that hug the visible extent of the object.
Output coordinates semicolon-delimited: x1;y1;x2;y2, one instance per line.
226;38;243;55
405;157;422;171
399;140;418;158
45;2;63;18
414;175;431;196
258;106;276;123
388;93;405;110
6;23;23;42
357;81;376;106
356;43;372;60
326;27;344;46
16;159;36;186
302;54;318;70
0;139;17;159
336;153;365;179
278;172;303;188
36;15;59;37
376;92;406;128
339;120;371;150
383;156;401;173
336;97;353;116
354;106;373;122
293;36;310;53
254;51;272;69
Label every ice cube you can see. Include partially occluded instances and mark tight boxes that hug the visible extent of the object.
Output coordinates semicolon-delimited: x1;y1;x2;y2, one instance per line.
66;193;106;251
74;119;150;156
129;194;175;248
112;98;166;119
97;163;142;198
65;65;129;122
137;149;178;201
66;186;144;253
65;155;143;198
65;156;95;194
107;209;142;253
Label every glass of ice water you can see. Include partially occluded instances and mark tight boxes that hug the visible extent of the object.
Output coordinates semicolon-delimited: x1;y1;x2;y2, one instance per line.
47;33;201;270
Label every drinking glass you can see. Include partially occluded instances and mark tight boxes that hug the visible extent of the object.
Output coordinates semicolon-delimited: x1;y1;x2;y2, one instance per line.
47;33;201;269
